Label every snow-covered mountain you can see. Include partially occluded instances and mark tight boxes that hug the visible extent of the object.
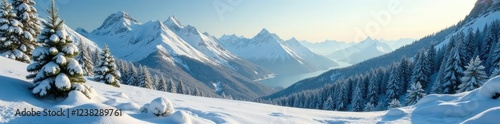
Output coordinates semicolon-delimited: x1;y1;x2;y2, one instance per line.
283;38;338;70
299;40;354;56
327;37;392;64
1;56;500;123
163;16;272;80
219;29;338;75
81;11;274;100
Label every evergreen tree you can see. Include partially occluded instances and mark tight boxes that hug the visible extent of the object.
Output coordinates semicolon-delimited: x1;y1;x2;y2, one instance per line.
168;78;176;93
441;46;465;94
93;44;121;87
177;80;184;94
322;95;334;110
0;0;34;63
405;82;426;106
336;83;348;111
489;40;500;75
158;76;167;91
12;0;40;36
367;74;379;106
432;56;448;94
458;56;488;92
428;43;437;72
386;64;401;104
151;75;159;90
127;63;139;86
77;42;93;76
26;1;91;98
492;62;500;78
410;50;430;89
388;99;401;109
351;84;364;112
138;65;152;89
364;102;375;112
399;56;412;94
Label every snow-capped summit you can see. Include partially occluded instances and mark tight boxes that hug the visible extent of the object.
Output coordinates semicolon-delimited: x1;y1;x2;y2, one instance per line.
164;16;184;30
328;37;392;64
91;11;141;36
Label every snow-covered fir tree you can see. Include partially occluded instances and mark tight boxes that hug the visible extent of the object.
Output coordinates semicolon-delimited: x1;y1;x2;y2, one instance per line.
440;45;465;94
399;56;412;94
77;42;93;76
0;0;35;63
336;83;348;111
492;62;500;78
351;84;364;112
367;73;379;106
168;78;176;93
388;99;401;109
458;56;488;92
26;1;91;98
386;63;401;104
489;40;500;75
138;65;152;89
364;102;375;112
12;0;40;38
322;95;334;110
405;82;426;106
158;76;167;92
177;80;184;94
126;63;139;86
93;44;121;87
410;50;430;89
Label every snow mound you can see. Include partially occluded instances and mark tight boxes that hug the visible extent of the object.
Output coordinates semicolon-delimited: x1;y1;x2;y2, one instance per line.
167;111;192;124
477;76;500;99
148;97;175;117
59;91;95;106
385;108;406;117
461;106;500;124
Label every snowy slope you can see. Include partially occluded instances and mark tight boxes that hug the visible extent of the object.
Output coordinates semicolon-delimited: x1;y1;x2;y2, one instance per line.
2;56;500;123
379;38;415;50
283;38;338;69
328;37;393;64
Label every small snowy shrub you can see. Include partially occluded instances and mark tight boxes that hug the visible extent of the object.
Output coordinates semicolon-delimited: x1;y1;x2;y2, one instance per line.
148;97;175;117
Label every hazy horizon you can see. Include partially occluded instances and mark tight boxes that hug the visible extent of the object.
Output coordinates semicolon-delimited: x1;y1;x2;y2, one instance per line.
33;0;476;42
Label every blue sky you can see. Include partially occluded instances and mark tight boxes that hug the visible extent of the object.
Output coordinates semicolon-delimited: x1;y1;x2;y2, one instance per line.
34;0;476;42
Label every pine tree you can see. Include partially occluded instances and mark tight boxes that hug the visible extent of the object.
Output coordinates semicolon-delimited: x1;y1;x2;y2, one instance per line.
489;40;500;75
0;0;34;63
158;76;167;92
386;64;401;104
177;80;184;94
26;1;91;98
367;74;379;106
364;102;375;112
410;50;430;89
428;43;437;72
336;83;348;111
399;56;412;94
138;65;152;89
12;0;40;38
432;56;448;94
351;84;364;112
405;82;426;106
388;99;401;109
93;44;121;87
441;46;465;94
492;63;500;78
458;56;488;92
77;42;93;76
127;63;139;86
322;95;334;110
168;78;176;93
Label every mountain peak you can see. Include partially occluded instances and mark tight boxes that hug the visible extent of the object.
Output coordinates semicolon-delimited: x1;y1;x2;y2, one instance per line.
92;11;140;35
259;28;270;34
164;16;184;29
